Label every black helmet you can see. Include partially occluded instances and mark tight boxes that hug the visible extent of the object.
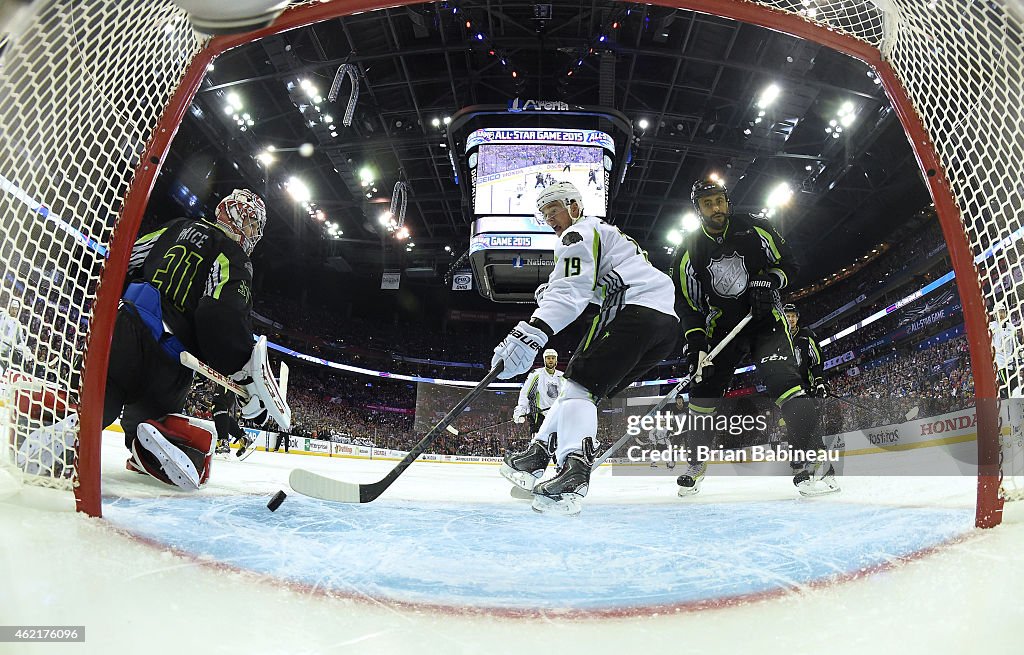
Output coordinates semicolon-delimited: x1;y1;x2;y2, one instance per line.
691;178;730;218
782;303;799;317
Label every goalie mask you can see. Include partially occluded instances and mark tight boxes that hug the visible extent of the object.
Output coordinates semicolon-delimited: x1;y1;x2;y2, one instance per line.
214;189;266;255
536;182;584;225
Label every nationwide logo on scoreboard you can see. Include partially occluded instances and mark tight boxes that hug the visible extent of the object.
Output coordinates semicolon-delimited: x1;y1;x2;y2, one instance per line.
507;97;570;112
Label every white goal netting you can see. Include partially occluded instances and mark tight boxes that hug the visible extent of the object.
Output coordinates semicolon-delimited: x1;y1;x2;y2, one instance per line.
0;0;1020;517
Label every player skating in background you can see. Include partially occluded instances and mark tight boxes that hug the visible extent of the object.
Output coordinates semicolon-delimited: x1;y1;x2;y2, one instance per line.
212;387;258;459
784;303;827;398
0;298;34;377
494;182;678;515
671;178;837;497
512;348;564;437
991;303;1022;395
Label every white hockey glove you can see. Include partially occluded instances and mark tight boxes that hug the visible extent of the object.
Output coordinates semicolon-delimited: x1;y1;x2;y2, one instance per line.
534;283;549;305
491;321;547;380
513;406;528;424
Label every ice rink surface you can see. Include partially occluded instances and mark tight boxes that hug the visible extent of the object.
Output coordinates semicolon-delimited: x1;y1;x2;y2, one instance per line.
2;430;1023;655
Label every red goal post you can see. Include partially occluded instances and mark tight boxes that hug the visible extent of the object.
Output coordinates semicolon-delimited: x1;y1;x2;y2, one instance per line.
0;0;1018;526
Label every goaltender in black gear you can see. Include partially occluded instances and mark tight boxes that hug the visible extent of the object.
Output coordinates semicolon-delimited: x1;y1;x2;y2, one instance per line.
669;178;839;497
103;189;287;490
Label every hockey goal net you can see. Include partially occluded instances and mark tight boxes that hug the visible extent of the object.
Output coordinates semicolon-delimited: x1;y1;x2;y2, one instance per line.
0;0;1020;525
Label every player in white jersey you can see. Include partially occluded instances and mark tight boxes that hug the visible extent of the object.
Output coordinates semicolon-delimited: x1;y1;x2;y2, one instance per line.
991;303;1021;394
494;182;679;515
0;298;33;377
513;348;565;437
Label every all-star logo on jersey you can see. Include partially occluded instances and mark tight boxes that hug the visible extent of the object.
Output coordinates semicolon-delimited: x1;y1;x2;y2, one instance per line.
708;252;748;298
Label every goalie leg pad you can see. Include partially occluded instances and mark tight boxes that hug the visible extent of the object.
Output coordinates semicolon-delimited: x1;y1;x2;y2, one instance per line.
130;418;213;490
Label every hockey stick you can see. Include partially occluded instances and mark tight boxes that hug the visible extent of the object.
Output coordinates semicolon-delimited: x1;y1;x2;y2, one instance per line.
179;351;247;397
289;363;504;503
449;418;514;438
591;312;754;468
827;392;920;421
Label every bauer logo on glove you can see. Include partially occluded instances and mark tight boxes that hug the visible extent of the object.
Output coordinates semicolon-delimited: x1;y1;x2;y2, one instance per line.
492;320;548;379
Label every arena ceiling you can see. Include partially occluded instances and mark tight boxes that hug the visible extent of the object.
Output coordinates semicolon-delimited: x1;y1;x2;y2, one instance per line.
154;0;933;292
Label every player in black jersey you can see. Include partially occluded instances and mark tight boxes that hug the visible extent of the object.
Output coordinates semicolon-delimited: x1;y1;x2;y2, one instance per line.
783;304;827;397
102;189;289;489
669;178;838;497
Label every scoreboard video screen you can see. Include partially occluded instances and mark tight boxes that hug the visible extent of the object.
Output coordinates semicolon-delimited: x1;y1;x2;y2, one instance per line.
474;143;605;216
467;128;614;217
463;127;616;302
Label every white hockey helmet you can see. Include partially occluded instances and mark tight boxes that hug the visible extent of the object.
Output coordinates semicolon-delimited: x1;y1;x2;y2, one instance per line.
214;188;267;255
536;182;584;223
543;348;558;358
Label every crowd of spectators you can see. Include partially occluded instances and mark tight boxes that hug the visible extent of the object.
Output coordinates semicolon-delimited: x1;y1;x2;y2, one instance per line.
794;219;947;328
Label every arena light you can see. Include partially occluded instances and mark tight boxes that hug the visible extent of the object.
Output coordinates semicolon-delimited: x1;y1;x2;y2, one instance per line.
286;177;311;203
666;229;683;245
359;166;375;186
638;118;649;129
682;212;701;232
756;83;781;109
256;150;274;166
226;91;243;111
766;182;793;208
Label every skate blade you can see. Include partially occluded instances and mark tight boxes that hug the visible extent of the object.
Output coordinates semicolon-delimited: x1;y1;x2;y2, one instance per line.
531;492;583;516
236;440;259;461
499;463;539;491
509;485;534;500
796;477;841;497
676;482;702;497
137;424;200;490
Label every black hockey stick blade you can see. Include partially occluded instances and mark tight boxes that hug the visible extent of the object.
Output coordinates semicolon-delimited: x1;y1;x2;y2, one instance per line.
289;363;504;503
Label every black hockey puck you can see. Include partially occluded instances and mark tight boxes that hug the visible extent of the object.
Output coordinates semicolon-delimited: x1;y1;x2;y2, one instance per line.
267;490;287;512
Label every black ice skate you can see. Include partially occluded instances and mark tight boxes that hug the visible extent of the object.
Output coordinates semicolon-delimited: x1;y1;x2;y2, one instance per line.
235;434;259;461
500;439;553;491
676;461;707;497
215;439;231;456
531;438;595;516
793;461;840;497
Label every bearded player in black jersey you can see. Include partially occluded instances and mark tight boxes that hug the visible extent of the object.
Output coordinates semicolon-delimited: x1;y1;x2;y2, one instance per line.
100;189;290;489
670;178;838;497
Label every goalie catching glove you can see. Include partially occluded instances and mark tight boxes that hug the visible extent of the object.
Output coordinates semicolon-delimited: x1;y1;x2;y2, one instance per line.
492;320;548;380
230;335;291;431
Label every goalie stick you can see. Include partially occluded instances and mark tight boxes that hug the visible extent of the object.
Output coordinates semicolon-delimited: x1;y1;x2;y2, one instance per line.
289;362;504;503
179;350;246;396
